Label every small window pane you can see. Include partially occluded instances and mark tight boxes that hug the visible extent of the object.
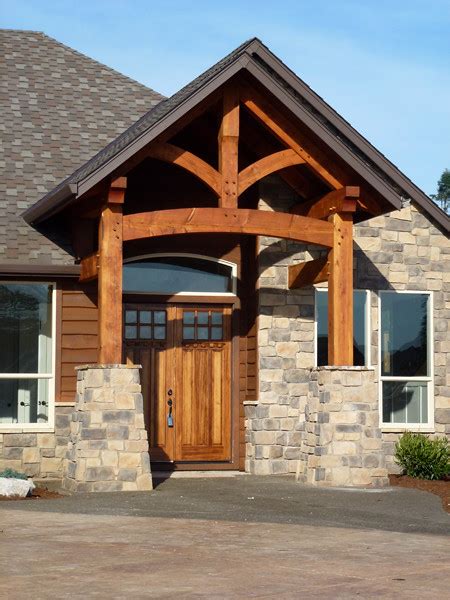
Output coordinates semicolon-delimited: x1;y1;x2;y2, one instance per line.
125;310;137;324
125;326;137;339
211;312;222;325
198;327;208;340
211;327;223;340
382;381;428;424
140;326;152;339
316;290;367;367
183;311;195;325
0;378;48;424
183;326;195;340
154;326;166;340
197;312;208;325
140;311;151;324
381;293;429;377
153;311;166;324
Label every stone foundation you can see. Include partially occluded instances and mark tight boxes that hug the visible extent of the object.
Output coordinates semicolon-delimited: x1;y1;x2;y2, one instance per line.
0;405;72;478
62;365;152;493
297;367;388;487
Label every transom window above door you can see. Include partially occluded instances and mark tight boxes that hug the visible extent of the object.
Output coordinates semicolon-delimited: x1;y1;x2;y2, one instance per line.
123;254;236;295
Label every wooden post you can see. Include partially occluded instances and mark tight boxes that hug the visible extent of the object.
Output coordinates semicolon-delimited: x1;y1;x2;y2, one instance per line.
327;211;354;366
98;177;126;364
219;87;239;208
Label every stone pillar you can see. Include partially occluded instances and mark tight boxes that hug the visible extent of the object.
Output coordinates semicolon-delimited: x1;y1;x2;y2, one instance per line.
62;365;152;493
297;367;389;487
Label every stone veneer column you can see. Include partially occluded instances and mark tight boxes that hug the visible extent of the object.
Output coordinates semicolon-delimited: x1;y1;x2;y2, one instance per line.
62;365;152;492
297;367;389;487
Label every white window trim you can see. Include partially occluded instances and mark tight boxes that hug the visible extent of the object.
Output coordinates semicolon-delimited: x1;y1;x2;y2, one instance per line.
378;290;434;431
0;282;56;432
314;288;371;368
123;253;238;297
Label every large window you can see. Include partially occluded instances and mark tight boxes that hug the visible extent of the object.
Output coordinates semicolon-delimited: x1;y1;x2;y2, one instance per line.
0;283;55;427
123;254;236;295
316;289;370;367
379;291;433;428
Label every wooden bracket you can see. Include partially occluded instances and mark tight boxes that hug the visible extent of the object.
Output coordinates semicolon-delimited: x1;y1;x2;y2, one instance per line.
288;257;329;289
79;252;99;282
291;186;359;219
238;149;305;196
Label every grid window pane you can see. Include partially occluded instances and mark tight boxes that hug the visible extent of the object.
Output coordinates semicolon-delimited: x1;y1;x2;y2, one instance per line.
183;326;195;340
125;310;137;324
140;326;152;339
211;327;223;340
211;312;222;325
197;327;209;340
197;312;209;325
153;326;166;340
140;311;151;324
183;312;195;325
382;381;428;424
125;325;137;339
153;311;166;324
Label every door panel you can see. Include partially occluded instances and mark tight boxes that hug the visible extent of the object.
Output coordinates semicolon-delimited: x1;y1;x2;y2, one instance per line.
123;303;232;463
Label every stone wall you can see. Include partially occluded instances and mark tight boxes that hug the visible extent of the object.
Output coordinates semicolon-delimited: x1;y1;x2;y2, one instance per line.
246;176;450;479
0;405;72;479
62;365;152;493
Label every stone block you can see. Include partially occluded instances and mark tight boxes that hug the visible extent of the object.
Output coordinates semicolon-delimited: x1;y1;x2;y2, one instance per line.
136;473;153;491
85;466;115;482
22;447;40;463
4;433;36;447
118;468;137;482
3;447;23;460
101;450;118;467
119;452;141;469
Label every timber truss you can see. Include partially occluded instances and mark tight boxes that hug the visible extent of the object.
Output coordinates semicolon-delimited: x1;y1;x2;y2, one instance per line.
79;83;362;367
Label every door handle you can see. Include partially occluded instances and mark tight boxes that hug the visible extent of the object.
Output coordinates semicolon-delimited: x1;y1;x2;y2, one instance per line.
167;398;174;427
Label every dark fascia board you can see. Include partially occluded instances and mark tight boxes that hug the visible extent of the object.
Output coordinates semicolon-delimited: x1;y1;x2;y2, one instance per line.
23;182;77;224
0;264;80;277
253;44;450;231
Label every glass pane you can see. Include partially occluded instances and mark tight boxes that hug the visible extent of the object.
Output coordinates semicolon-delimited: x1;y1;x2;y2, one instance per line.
0;378;48;424
140;326;152;339
153;311;166;324
125;326;137;339
123;256;233;293
211;312;223;325
125;310;137;324
183;311;195;325
183;326;195;340
381;293;428;377
139;311;151;324
316;290;367;367
154;326;166;340
382;381;428;424
0;284;52;374
197;312;208;325
197;327;208;340
211;327;223;340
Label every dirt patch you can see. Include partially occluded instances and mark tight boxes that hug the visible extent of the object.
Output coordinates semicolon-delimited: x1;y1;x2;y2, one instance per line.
389;474;450;514
0;486;63;501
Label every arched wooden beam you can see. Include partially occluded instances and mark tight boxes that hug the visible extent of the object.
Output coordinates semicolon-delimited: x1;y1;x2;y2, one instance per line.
238;149;305;196
147;143;221;197
123;208;334;248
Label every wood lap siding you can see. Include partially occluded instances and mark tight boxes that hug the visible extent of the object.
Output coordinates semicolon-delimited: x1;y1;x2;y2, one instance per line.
58;283;99;402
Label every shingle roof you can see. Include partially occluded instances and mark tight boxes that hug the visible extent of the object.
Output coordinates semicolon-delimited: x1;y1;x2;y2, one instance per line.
0;29;163;265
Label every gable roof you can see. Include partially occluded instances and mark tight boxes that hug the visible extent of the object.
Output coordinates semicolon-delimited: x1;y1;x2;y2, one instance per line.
0;29;163;267
24;37;449;233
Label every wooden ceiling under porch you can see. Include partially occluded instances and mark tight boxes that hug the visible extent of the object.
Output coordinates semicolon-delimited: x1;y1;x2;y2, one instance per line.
72;76;391;368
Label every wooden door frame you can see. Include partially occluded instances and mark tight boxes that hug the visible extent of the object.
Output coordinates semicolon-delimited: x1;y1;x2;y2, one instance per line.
122;293;241;471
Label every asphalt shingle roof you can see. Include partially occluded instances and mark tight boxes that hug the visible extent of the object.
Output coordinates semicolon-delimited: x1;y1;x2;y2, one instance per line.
0;29;163;265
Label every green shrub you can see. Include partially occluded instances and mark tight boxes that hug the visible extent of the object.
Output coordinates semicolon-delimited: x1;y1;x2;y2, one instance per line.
0;468;28;480
394;432;450;480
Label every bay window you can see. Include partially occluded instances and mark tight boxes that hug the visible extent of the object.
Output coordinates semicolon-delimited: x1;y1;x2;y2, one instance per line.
379;291;433;428
0;283;55;427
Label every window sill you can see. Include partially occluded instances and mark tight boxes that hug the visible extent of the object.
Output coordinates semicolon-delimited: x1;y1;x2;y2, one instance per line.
381;427;435;434
0;427;55;434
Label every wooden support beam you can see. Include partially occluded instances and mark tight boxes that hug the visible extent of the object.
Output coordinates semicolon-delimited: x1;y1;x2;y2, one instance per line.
291;186;359;220
98;178;125;365
219;87;239;208
147;142;221;196
241;86;343;190
328;211;354;366
79;252;99;282
288;257;329;289
123;207;334;247
238;149;305;196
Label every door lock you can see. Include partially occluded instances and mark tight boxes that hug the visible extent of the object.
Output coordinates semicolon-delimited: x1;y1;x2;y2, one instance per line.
167;398;174;427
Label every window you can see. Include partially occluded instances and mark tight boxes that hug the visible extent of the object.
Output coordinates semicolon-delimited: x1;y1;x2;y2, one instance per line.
124;309;167;340
0;283;55;427
182;310;223;341
316;289;370;367
123;254;236;295
379;291;433;428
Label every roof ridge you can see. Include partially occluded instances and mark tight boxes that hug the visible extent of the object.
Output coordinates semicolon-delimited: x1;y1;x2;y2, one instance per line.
0;28;165;99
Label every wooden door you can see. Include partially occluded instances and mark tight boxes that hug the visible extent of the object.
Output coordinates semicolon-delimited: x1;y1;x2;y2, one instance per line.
123;304;232;463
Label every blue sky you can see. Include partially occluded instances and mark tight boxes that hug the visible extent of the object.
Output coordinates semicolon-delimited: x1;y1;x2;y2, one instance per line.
1;0;449;195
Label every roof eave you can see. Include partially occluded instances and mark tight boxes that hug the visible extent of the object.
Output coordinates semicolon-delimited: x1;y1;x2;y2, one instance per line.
22;182;78;224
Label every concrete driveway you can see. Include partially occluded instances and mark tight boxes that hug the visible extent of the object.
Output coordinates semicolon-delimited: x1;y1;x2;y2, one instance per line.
1;475;449;599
